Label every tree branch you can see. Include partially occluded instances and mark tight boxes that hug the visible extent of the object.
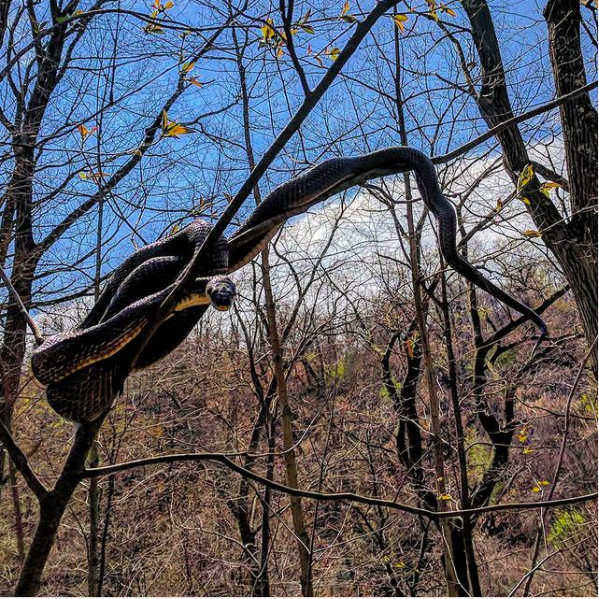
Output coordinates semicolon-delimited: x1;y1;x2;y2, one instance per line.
0;420;47;499
81;450;597;521
433;80;598;165
35;20;230;256
0;265;44;344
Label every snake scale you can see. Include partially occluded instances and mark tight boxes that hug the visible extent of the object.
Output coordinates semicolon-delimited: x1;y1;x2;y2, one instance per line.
32;147;546;422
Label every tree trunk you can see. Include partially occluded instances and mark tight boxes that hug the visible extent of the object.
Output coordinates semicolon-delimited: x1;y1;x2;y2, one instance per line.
15;422;101;596
462;0;598;373
544;0;598;368
261;249;314;597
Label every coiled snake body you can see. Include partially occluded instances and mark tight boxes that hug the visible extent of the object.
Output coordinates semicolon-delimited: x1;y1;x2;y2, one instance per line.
32;147;546;422
32;221;236;422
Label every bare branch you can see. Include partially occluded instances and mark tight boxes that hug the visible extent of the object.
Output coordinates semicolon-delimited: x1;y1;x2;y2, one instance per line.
433;81;598;164
0;419;47;499
82;450;597;520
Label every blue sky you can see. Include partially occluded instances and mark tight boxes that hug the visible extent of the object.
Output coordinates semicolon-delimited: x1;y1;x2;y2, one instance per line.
2;0;596;309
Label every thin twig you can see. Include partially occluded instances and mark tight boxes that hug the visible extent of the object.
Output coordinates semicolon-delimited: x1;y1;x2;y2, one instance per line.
0;267;44;345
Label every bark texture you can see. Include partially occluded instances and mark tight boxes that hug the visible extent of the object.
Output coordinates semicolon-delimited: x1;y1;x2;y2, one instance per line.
462;0;598;373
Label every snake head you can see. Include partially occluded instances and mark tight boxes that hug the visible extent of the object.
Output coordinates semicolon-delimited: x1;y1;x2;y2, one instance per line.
206;276;236;311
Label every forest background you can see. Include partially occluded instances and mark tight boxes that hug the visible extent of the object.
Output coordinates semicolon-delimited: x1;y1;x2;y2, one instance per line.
0;0;597;596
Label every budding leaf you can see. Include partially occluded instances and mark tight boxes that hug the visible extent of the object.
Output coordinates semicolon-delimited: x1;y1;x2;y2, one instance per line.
523;229;542;238
540;181;562;197
393;14;409;32
440;4;457;17
326;47;341;60
161;110;193;138
260;18;276;42
181;61;195;73
517;164;535;190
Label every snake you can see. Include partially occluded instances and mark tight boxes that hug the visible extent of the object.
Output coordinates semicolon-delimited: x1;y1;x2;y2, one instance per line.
32;221;236;422
32;147;546;423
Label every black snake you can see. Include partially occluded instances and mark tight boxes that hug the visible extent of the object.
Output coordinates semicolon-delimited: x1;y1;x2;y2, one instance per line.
32;147;547;422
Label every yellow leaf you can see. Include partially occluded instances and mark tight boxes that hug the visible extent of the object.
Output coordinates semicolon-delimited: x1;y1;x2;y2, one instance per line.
523;447;534;455
89;171;108;181
393;14;408;32
520;196;531;205
339;2;356;23
523;229;542;238
163;0;174;8
80;171;108;182
438;494;452;501
441;5;457;17
427;0;439;20
181;61;195;73
188;77;203;88
164;123;192;138
276;46;284;58
540;181;561;197
532;486;540;493
144;23;164;33
326;47;341;60
495;198;504;211
298;9;314;33
540;480;550;486
517;163;535;190
260;18;276;42
161;111;193;137
78;124;88;139
171;224;179;234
